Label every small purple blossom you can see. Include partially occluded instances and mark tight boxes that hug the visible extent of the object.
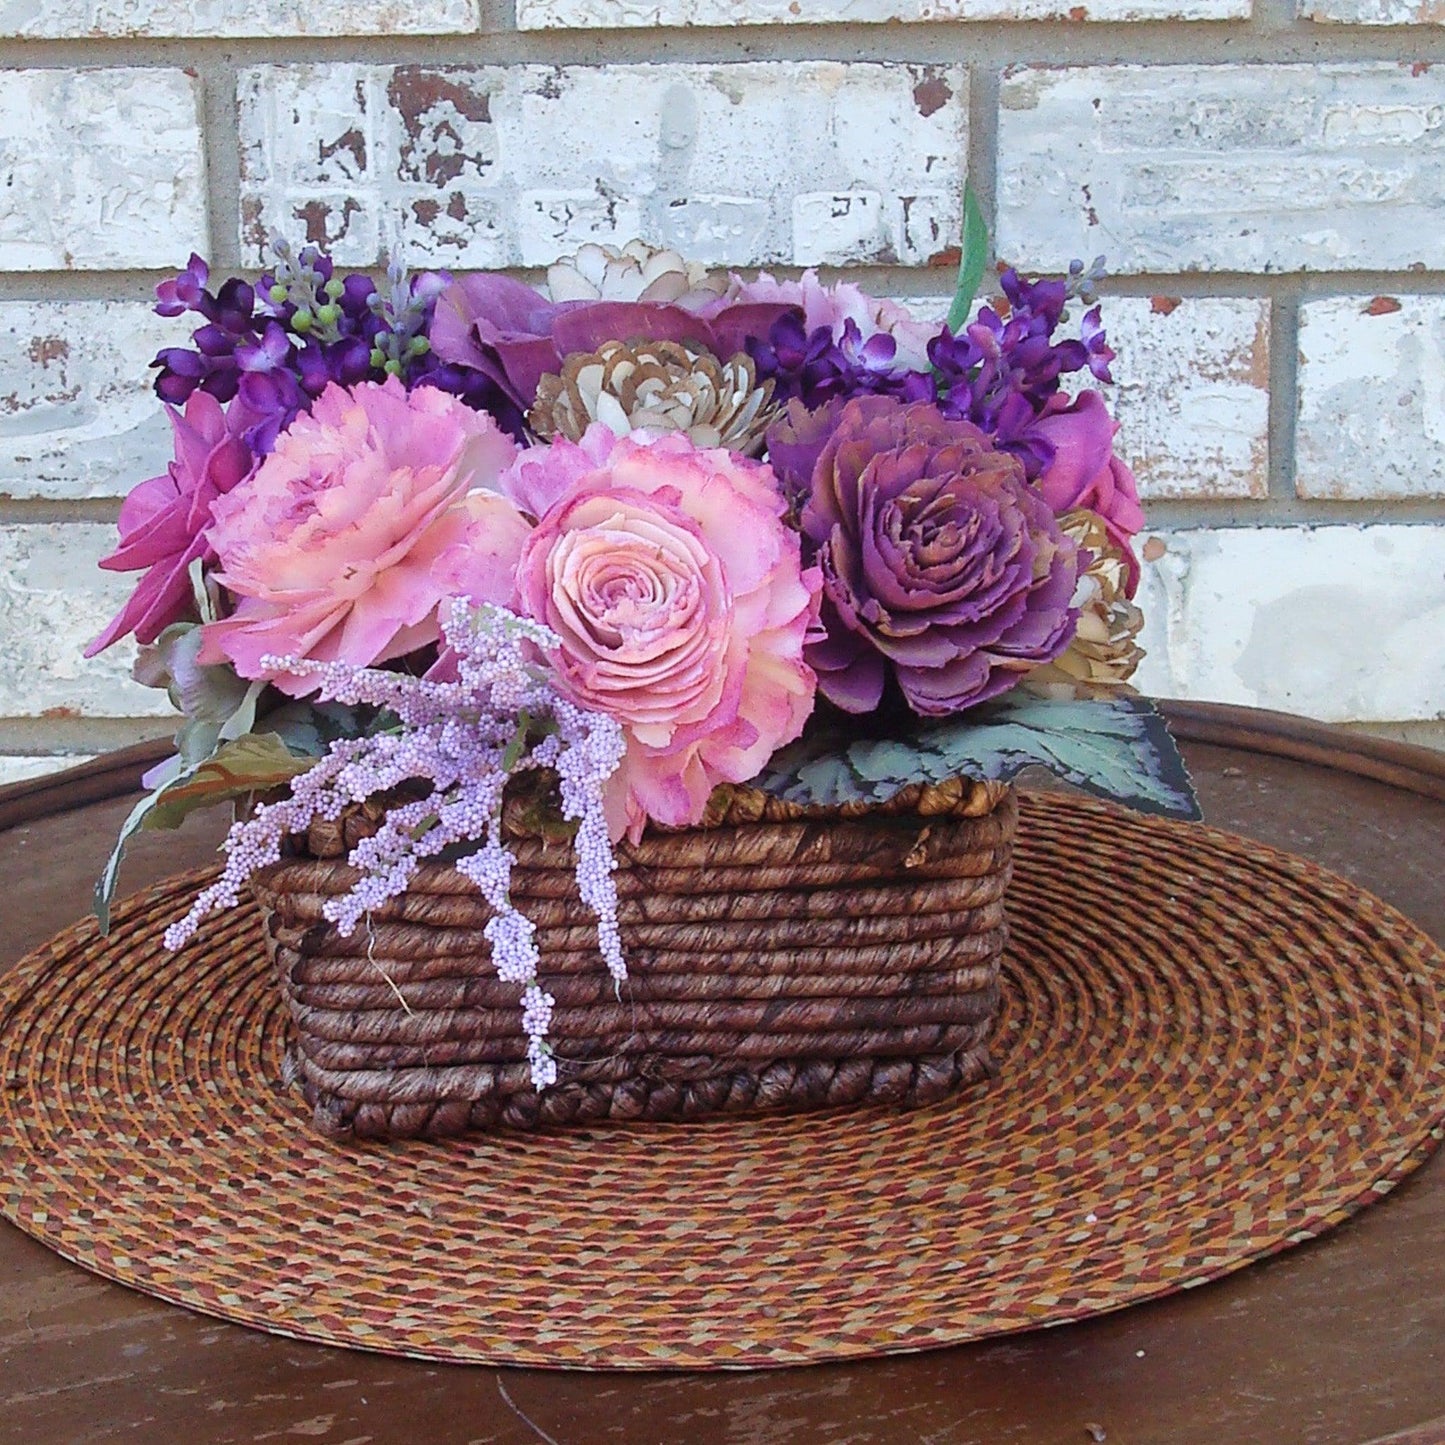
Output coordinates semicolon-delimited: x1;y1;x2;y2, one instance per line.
748;312;934;410
929;265;1114;480
150;243;524;455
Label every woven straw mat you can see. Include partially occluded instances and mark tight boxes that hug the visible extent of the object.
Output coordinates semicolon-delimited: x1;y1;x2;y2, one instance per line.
1;791;1442;1370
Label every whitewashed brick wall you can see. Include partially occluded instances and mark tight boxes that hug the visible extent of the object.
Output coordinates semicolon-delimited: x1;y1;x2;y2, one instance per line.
0;4;1441;780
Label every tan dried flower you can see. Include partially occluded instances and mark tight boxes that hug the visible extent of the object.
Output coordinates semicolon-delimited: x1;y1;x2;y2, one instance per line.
1026;509;1145;698
530;339;777;455
545;240;726;311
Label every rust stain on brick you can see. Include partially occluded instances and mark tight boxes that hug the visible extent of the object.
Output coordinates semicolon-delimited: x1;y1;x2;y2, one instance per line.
1150;296;1182;317
388;68;493;189
912;74;953;120
1364;295;1402;316
26;336;69;366
318;127;366;177
295;198;362;250
1070;6;1088;18
41;707;80;719
1412;61;1431;76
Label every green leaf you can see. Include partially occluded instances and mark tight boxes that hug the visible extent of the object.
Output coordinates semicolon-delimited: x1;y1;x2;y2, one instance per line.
140;733;311;833
92;734;314;932
754;694;1201;821
945;182;990;336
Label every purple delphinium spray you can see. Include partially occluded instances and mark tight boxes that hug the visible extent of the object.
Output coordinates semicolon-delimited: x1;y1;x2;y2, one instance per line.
152;243;524;454
748;312;935;411
929;265;1114;480
165;602;627;1090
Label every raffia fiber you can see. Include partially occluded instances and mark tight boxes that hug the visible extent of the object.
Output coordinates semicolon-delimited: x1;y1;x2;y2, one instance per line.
249;778;1017;1139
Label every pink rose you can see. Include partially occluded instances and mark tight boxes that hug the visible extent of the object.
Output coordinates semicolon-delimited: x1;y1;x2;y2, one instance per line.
508;427;821;842
1031;390;1145;594
86;390;256;656
199;378;529;693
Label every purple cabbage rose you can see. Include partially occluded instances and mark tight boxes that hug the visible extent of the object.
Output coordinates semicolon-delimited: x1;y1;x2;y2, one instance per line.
769;396;1081;716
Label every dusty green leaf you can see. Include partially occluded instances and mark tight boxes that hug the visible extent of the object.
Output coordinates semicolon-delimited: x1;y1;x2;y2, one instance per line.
755;694;1200;820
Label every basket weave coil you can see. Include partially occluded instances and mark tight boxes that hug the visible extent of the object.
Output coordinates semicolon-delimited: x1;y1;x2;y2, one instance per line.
249;779;1017;1139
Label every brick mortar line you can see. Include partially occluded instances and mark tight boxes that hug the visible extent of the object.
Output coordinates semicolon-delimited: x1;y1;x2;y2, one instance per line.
1266;293;1300;503
2;270;1443;304
1;28;1444;67
198;60;244;272
6;500;1443;527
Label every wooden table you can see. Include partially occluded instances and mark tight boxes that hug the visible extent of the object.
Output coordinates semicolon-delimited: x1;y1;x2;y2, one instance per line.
1;704;1442;1445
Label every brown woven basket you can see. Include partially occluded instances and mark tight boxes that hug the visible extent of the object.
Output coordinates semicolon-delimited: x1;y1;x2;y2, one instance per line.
248;776;1017;1140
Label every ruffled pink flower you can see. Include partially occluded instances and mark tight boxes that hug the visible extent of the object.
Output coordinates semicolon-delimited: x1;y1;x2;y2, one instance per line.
86;391;257;656
507;427;821;842
199;378;529;693
1031;390;1145;594
718;269;936;373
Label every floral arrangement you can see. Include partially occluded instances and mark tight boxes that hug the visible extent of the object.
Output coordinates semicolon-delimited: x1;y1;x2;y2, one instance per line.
90;210;1197;1085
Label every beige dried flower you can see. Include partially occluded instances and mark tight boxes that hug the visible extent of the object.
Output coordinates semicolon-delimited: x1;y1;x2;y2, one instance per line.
1026;508;1146;698
546;240;726;312
530;339;777;455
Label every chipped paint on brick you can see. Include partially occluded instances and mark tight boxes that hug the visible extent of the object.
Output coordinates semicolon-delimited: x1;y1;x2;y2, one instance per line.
0;525;174;718
1104;297;1271;501
0;302;177;502
517;0;1247;25
1134;526;1445;722
998;64;1445;274
1297;295;1445;499
0;0;479;38
0;69;208;271
239;62;968;269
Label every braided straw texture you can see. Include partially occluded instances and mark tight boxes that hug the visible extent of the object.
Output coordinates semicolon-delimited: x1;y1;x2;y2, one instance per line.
249;779;1017;1139
2;793;1442;1368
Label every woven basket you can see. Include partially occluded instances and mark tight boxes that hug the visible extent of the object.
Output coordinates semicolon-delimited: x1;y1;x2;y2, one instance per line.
248;776;1017;1140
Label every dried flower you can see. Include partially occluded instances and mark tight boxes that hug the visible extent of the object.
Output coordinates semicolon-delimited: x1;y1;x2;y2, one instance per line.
546;240;726;311
167;601;627;1091
1025;509;1145;697
530;339;776;455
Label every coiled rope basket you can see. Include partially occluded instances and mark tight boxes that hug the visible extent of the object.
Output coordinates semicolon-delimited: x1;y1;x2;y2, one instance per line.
249;775;1017;1140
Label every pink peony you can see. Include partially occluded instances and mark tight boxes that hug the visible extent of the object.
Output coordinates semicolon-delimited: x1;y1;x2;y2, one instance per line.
507;427;821;842
1031;390;1146;594
199;378;529;693
86;391;257;656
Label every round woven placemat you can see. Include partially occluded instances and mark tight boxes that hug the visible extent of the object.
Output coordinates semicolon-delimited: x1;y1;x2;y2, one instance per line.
1;793;1443;1370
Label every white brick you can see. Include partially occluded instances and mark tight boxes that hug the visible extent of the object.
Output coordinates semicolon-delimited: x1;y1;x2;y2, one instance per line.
0;0;477;36
520;0;1246;21
1297;295;1445;500
238;63;967;269
1298;0;1445;23
0;302;178;502
0;525;174;720
1133;525;1445;723
1105;297;1270;501
998;65;1445;274
0;70;209;272
0;755;94;786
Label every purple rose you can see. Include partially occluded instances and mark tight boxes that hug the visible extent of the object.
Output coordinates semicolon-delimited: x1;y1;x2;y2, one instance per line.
772;396;1081;716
